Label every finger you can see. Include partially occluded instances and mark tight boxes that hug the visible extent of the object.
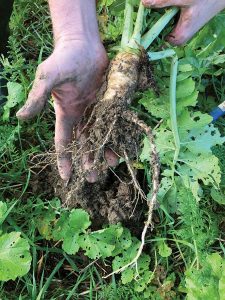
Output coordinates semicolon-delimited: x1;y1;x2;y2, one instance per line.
104;149;119;167
166;7;193;45
166;2;223;45
142;0;193;8
75;121;99;183
82;153;98;183
16;58;57;120
55;110;74;181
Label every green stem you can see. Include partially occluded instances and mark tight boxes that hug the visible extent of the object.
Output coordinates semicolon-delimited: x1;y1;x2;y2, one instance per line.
141;7;179;50
128;2;145;49
121;0;134;48
170;55;180;165
148;49;176;60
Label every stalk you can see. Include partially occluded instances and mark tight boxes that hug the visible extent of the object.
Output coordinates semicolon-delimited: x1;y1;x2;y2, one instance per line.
121;0;134;48
148;49;176;60
141;7;179;50
128;2;145;49
170;55;180;165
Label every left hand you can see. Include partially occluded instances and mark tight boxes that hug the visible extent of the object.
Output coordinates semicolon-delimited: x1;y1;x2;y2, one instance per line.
16;39;109;181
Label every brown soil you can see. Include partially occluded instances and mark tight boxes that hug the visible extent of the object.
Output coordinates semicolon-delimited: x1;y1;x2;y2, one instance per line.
51;164;147;230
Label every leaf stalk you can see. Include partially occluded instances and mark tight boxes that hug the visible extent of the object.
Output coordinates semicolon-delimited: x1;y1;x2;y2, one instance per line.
121;0;134;48
128;2;145;49
170;55;180;164
141;7;179;50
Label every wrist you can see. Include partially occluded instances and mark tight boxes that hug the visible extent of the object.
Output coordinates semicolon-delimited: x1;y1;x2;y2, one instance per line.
48;0;101;45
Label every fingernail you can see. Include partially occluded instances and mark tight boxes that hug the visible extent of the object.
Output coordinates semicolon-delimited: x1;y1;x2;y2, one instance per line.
105;149;119;167
165;34;176;45
16;107;27;119
86;170;98;183
59;171;71;182
58;162;72;182
16;108;24;117
142;0;154;7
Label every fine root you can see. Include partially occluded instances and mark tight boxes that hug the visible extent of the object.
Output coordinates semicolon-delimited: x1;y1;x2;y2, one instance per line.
103;111;160;278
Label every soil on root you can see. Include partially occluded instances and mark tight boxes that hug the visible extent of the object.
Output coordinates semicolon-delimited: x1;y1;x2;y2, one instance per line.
52;164;147;232
32;50;157;230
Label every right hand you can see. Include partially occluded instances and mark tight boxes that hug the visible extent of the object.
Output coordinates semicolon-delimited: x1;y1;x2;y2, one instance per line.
142;0;225;45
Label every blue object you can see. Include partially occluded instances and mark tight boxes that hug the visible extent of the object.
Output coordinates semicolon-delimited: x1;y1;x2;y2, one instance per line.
210;101;225;122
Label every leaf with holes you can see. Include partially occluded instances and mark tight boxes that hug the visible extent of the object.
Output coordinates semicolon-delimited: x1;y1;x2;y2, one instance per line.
178;152;221;186
0;232;31;281
79;225;122;259
112;237;141;271
134;270;154;292
62;231;80;255
52;209;91;255
185;253;225;300
111;227;132;256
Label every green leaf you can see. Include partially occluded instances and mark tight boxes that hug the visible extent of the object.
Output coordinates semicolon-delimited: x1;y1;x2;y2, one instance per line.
185;253;225;300
188;12;225;56
111;227;132;256
176;77;195;99
178;63;193;73
79;225;125;259
178;110;212;137
79;225;122;259
219;268;225;299
206;253;224;279
3;82;25;121
157;176;178;213
121;268;134;284
178;152;221;186
210;188;225;205
36;206;56;240
140;136;151;162
113;237;141;271
69;209;91;231
0;202;7;225
177;89;199;113
52;209;91;255
186;125;224;155
139;90;170;119
136;254;151;274
155;127;175;165
134;271;154;292
0;125;19;152
52;212;70;241
62;231;80;255
0;232;31;281
158;241;172;258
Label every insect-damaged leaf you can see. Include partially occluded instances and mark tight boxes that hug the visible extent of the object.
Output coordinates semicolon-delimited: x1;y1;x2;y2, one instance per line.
185;253;225;300
0;232;31;281
52;209;91;255
79;225;123;259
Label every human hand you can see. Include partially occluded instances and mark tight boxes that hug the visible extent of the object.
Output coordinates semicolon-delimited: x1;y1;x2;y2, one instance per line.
142;0;225;45
16;39;109;181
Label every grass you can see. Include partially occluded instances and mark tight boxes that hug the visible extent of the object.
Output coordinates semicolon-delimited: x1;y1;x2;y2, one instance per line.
0;0;224;299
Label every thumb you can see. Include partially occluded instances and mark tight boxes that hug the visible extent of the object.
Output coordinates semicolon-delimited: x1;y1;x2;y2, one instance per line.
16;58;57;120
